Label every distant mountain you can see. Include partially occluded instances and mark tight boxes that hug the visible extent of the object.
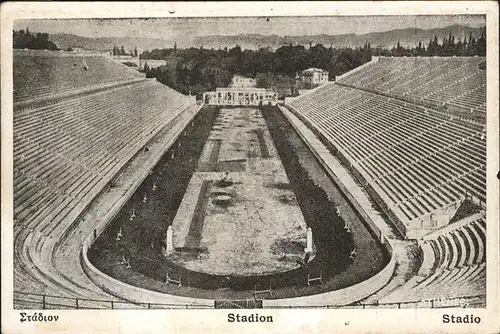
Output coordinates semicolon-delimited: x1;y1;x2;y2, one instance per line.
49;34;183;53
197;25;483;50
50;25;483;52
348;25;483;48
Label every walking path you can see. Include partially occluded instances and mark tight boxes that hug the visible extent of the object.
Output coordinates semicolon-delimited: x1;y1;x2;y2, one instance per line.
262;106;420;307
278;105;397;241
16;103;420;309
49;105;214;307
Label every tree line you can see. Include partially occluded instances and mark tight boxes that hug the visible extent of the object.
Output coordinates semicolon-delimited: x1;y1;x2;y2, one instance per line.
388;28;486;57
112;45;138;57
140;27;486;98
13;28;59;50
13;27;486;98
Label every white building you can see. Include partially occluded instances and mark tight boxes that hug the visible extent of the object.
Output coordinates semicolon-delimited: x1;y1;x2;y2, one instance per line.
203;87;277;106
230;75;257;88
139;59;167;70
299;68;329;88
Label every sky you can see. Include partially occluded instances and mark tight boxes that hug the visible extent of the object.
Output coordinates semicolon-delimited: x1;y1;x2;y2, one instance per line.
14;15;485;39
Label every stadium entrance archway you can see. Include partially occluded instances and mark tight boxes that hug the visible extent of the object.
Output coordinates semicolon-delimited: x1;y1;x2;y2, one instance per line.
203;88;277;106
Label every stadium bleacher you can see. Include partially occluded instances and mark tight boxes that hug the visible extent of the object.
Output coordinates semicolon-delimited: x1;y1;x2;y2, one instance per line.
13;50;195;295
13;49;144;102
381;214;486;302
12;49;487;308
338;56;486;114
14;80;190;224
288;57;486;234
287;56;487;304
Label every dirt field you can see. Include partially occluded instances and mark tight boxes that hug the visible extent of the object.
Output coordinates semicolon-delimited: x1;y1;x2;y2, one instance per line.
170;108;308;275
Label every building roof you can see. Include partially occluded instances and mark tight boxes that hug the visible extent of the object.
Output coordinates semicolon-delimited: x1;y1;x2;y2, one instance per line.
302;68;328;73
216;87;267;92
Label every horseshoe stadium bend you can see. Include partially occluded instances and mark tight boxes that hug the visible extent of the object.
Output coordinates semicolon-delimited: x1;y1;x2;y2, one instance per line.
12;49;487;309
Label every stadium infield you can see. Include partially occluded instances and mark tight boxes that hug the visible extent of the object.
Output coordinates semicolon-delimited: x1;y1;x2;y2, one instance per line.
89;105;387;300
170;107;308;276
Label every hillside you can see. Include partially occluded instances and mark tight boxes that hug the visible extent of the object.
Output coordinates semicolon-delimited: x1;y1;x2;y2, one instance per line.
198;25;483;49
50;25;483;52
49;34;182;53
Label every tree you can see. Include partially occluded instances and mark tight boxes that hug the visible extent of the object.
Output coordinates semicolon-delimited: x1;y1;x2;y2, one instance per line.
427;35;439;56
135;28;486;98
120;45;125;56
455;39;463;56
134;46;138;57
416;41;422;55
476;27;486;56
13;29;58;50
467;32;475;56
228;45;242;58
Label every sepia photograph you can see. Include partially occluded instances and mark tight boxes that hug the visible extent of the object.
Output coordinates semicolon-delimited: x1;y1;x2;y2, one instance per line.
1;2;499;333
